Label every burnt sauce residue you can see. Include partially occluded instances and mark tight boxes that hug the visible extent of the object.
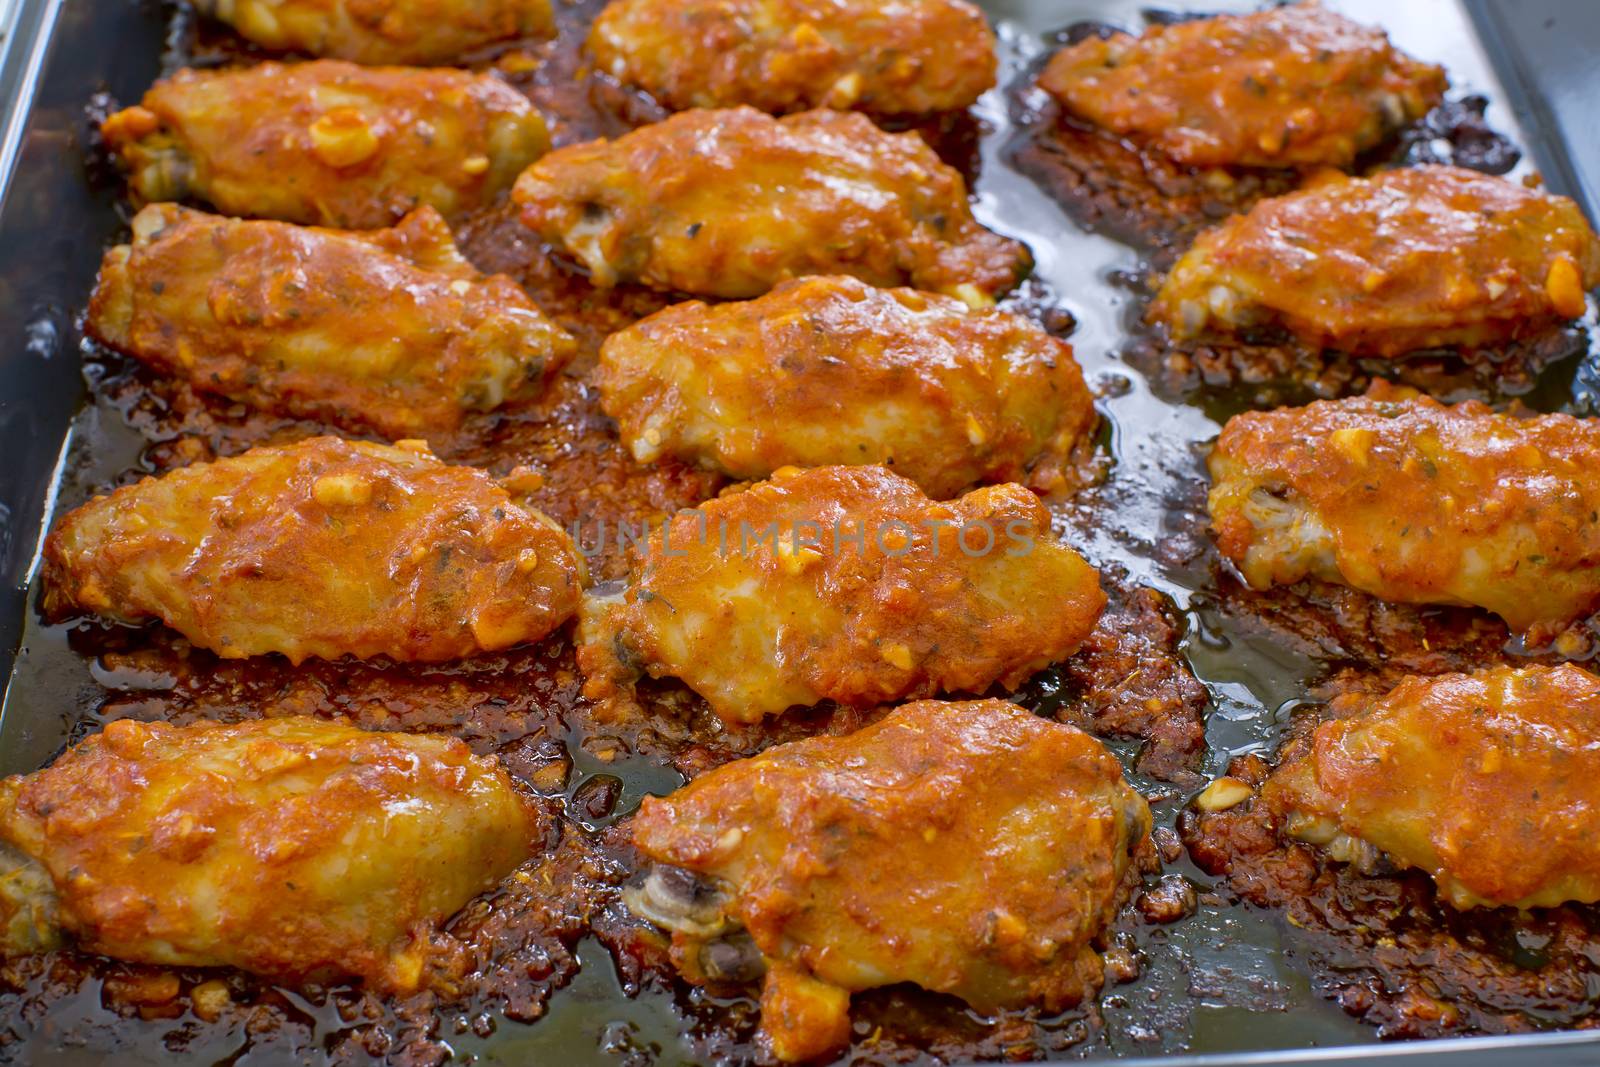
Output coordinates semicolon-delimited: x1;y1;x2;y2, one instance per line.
3;1;1599;1064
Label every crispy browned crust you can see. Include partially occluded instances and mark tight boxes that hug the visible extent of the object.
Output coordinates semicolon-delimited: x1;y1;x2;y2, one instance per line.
1046;581;1209;786
1008;111;1304;256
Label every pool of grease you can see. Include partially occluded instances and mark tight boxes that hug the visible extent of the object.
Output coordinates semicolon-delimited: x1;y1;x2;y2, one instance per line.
1;0;1597;1064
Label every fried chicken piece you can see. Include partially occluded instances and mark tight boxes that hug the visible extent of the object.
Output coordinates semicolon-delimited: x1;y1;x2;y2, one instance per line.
43;437;584;664
587;0;996;115
1208;385;1600;637
596;276;1094;499
0;716;534;991
1040;2;1444;170
579;464;1105;724
87;204;574;441
1152;166;1600;357
1262;664;1600;910
627;698;1152;1062
513;106;1029;300
100;60;549;228
193;0;553;64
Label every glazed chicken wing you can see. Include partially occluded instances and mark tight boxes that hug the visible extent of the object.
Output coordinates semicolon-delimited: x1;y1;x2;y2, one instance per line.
1208;386;1600;636
1039;1;1444;170
1152;166;1600;357
88;204;575;441
43;437;584;664
596;275;1094;498
0;717;534;991
587;0;996;115
628;698;1153;1062
101;60;549;228
513;106;1029;301
1263;664;1600;910
194;0;553;65
579;464;1105;724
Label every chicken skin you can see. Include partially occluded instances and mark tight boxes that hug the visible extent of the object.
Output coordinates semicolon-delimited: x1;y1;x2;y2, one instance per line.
1208;386;1600;637
627;698;1153;1062
513;106;1029;301
579;464;1105;724
1263;664;1600;911
101;60;549;228
587;0;996;115
1039;2;1444;170
1152;166;1600;357
595;276;1095;499
193;0;553;65
87;204;575;441
43;437;584;664
0;716;534;991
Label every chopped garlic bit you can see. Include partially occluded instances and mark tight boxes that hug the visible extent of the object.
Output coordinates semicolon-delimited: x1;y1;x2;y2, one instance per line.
308;108;380;169
1195;776;1254;812
1329;426;1374;466
312;472;374;507
948;282;994;310
880;642;914;671
964;414;987;446
1546;255;1587;319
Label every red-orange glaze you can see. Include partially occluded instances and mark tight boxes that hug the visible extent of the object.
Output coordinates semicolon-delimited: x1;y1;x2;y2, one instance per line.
1154;166;1600;356
1040;1;1444;169
1209;385;1600;637
44;436;585;664
0;717;535;990
1263;664;1600;910
191;0;555;64
596;275;1094;498
588;0;996;114
579;464;1106;724
513;106;1029;300
87;204;574;442
101;60;549;228
631;698;1152;1061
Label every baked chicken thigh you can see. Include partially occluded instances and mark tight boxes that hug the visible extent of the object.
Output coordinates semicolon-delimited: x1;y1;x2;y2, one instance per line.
628;698;1152;1061
193;0;554;64
1264;664;1600;910
1208;387;1600;636
588;0;996;115
44;437;584;663
513;106;1029;301
579;464;1105;724
0;716;534;991
1153;166;1600;357
88;204;574;440
101;60;549;228
595;275;1094;498
1040;1;1444;170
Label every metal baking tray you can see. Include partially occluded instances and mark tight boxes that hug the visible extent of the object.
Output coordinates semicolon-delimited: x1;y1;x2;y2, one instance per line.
2;0;1599;1064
